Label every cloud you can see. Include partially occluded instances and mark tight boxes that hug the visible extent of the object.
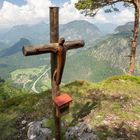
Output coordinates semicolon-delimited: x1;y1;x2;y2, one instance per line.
88;8;134;25
112;9;134;24
60;2;87;24
70;0;78;5
0;0;52;28
60;1;135;25
93;10;109;23
0;0;135;28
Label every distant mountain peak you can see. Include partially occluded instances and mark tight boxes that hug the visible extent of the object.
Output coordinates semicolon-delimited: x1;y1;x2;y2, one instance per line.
65;20;101;30
0;38;30;57
60;20;102;41
115;21;140;33
67;20;92;24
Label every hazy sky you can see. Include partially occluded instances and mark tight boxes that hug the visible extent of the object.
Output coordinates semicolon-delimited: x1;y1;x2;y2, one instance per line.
0;0;134;28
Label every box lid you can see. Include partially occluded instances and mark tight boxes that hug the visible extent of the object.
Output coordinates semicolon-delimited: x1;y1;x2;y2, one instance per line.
53;93;72;107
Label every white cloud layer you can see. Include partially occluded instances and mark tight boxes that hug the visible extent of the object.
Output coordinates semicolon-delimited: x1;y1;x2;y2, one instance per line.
0;0;135;28
0;0;52;27
112;9;134;24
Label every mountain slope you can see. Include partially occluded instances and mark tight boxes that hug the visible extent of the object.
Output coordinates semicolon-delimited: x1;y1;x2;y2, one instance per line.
2;21;140;83
60;20;102;46
0;38;31;57
115;22;140;33
9;50;122;92
0;20;104;80
0;41;9;51
1;22;49;44
0;75;140;139
63;50;122;83
0;20;102;46
96;23;117;34
89;22;140;74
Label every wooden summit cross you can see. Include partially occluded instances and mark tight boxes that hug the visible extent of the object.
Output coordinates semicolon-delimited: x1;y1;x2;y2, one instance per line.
22;7;84;140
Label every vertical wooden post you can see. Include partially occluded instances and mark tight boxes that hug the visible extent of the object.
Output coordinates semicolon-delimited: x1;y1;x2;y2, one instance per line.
50;7;61;140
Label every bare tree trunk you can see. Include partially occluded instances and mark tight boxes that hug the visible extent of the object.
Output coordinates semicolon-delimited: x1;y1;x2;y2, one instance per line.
129;1;139;75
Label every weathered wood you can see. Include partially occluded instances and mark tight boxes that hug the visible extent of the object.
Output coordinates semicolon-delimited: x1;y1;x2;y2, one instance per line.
22;43;58;56
50;7;61;140
50;7;59;81
64;40;85;50
23;39;84;85
22;7;85;140
22;40;84;56
55;39;85;85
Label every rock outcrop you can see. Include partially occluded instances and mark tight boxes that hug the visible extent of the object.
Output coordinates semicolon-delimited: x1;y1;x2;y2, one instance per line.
65;122;100;140
27;121;52;140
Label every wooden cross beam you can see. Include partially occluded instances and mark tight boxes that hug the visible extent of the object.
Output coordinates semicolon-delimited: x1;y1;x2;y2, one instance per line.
22;7;84;140
23;38;84;85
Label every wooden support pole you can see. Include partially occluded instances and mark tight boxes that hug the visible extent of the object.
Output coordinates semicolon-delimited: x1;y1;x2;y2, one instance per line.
22;7;84;140
50;7;59;81
50;7;61;140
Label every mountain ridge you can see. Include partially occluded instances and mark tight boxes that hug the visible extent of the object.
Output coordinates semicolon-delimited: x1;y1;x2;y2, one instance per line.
0;21;140;83
89;23;140;74
0;38;31;57
0;20;102;46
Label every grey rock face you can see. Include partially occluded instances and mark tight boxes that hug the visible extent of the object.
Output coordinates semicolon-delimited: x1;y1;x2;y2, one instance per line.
27;121;52;140
65;122;100;140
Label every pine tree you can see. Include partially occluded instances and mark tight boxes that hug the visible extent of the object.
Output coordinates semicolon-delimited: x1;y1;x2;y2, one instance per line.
76;0;140;75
